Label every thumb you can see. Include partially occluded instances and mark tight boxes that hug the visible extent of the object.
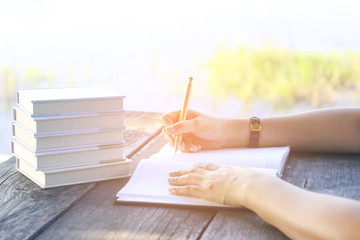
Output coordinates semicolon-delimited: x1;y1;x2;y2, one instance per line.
164;118;200;135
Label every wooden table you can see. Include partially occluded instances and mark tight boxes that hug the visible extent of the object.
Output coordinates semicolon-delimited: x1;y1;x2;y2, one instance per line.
1;111;360;240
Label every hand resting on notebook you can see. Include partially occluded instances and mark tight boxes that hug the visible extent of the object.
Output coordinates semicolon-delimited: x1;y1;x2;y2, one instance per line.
168;162;252;206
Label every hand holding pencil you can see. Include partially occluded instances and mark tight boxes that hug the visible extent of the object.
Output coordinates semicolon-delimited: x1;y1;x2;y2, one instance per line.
160;77;235;153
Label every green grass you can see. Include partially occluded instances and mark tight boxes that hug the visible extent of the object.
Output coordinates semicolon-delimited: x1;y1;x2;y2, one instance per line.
207;45;360;109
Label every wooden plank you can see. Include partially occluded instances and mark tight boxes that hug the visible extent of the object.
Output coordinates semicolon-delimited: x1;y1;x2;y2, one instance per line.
36;134;216;240
0;157;95;240
282;152;360;200
0;111;163;240
200;152;360;240
123;111;164;159
200;210;288;240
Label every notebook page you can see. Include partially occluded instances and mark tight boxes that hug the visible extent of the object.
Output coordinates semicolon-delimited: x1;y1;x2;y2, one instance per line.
117;158;276;207
150;144;290;170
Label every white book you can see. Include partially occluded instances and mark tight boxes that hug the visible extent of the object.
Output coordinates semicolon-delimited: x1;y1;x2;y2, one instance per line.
116;144;290;208
16;157;131;189
12;121;124;151
13;106;125;133
16;87;125;116
12;138;125;170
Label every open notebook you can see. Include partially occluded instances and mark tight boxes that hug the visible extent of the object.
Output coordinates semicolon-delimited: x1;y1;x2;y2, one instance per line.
115;144;290;208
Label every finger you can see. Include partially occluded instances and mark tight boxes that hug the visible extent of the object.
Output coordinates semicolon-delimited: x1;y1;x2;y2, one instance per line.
217;166;235;172
176;136;193;153
161;109;200;127
168;185;203;198
188;144;201;153
169;127;200;153
194;162;220;171
178;140;186;152
164;117;200;135
160;110;181;126
168;173;204;186
161;128;175;147
176;133;201;153
186;109;201;119
180;143;201;153
169;166;207;177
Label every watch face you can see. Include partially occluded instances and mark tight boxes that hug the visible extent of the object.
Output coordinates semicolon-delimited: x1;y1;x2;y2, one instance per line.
250;123;261;131
250;117;261;132
249;117;261;147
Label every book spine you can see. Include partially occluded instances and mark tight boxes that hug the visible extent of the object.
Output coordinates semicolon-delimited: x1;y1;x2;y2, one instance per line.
13;108;17;121
12;124;15;137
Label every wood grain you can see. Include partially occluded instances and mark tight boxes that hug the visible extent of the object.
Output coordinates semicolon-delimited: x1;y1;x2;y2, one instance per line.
0;111;163;240
283;152;360;200
0;156;95;240
36;134;216;240
199;152;360;240
200;210;288;240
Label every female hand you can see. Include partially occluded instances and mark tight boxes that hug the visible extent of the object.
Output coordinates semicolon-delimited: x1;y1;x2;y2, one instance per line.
168;162;255;206
160;109;248;152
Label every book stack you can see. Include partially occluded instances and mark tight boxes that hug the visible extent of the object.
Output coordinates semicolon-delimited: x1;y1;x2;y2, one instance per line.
12;87;131;188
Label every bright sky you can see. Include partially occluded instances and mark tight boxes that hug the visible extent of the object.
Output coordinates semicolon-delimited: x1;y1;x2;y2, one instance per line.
0;0;360;154
1;0;359;110
1;0;360;110
1;0;359;52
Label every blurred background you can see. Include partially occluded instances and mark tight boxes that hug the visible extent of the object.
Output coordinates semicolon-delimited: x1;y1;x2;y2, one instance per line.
1;0;360;158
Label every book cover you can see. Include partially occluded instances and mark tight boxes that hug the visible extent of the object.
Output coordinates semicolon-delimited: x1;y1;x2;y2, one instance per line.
12;138;125;170
13;106;125;133
16;87;125;116
16;157;131;189
12;121;124;150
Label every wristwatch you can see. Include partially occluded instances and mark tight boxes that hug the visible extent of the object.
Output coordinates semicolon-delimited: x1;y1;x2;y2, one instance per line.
248;117;261;147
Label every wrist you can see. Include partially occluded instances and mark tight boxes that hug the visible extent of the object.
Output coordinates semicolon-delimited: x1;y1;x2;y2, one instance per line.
234;170;261;207
221;118;249;148
240;172;281;209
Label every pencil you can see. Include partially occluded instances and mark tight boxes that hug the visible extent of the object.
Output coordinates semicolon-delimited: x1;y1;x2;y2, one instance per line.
174;77;193;154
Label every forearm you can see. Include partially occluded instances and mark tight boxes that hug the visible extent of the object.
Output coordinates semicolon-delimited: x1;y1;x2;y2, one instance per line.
224;108;360;153
239;173;360;240
261;108;360;153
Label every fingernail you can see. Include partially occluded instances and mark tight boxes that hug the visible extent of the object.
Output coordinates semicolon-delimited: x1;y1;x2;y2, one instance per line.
165;126;175;134
190;145;199;152
169;171;177;176
168;177;176;182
